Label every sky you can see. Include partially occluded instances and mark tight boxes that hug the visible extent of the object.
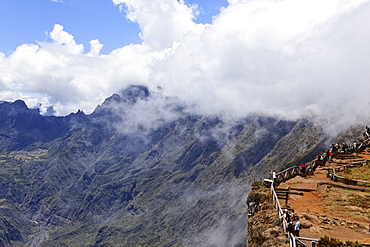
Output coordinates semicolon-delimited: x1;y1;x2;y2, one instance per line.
0;0;227;55
1;0;370;132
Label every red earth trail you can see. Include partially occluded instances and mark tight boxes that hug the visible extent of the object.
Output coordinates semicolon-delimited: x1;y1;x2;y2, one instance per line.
278;148;370;244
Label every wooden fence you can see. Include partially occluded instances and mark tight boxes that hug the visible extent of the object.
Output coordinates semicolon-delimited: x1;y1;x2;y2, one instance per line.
262;135;370;246
275;166;300;185
268;179;295;246
267;179;319;247
330;160;370;187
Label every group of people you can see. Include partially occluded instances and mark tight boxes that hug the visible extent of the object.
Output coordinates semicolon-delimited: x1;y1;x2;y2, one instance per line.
272;137;365;178
282;209;301;237
329;141;359;155
299;141;359;177
314;140;361;168
269;126;370;240
298;163;314;176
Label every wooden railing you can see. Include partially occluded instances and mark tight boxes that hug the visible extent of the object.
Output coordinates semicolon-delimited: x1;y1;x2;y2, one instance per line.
266;179;319;247
330;160;370;187
262;135;370;246
357;136;370;151
275;166;300;185
296;237;319;247
268;179;294;246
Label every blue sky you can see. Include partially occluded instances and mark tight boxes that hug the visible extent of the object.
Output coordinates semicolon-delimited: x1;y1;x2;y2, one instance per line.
1;0;370;132
0;0;228;54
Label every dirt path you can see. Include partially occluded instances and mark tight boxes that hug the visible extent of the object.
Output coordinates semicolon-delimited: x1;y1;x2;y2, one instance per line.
277;149;370;244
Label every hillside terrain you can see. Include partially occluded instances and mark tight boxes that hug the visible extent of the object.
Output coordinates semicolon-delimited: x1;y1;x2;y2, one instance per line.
278;148;370;244
247;143;370;247
0;85;330;246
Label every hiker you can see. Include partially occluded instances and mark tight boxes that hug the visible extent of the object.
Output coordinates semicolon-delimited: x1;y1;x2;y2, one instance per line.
287;218;295;234
320;153;327;166
294;216;301;237
299;163;306;176
336;143;341;155
316;153;322;167
326;149;333;162
330;144;336;156
270;170;277;184
281;209;291;223
307;163;313;175
290;209;296;221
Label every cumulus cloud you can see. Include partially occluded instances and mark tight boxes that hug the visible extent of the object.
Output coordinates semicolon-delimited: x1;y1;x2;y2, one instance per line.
0;23;153;115
147;0;370;129
112;0;204;50
48;24;84;54
1;0;370;132
88;40;104;57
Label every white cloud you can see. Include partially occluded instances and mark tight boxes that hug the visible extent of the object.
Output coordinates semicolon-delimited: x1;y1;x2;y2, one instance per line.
1;0;370;133
0;24;153;115
88;40;104;57
147;0;370;129
48;24;84;54
112;0;203;50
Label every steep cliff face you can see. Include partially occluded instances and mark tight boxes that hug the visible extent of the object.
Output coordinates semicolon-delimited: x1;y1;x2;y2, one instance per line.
246;184;289;247
0;85;327;246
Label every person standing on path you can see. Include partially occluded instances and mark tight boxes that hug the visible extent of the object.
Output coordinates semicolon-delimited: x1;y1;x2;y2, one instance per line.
271;170;277;186
294;217;301;237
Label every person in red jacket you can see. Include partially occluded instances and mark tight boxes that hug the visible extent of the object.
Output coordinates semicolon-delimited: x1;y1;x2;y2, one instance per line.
299;163;306;176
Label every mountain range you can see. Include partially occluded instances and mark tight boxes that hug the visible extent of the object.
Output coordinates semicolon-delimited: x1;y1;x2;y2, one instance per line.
0;85;330;247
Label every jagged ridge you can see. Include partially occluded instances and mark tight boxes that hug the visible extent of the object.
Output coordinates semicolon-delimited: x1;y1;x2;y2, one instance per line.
0;85;328;247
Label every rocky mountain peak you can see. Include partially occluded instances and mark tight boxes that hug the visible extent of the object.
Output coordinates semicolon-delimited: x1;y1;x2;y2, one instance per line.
91;85;150;118
119;85;150;104
0;100;38;115
10;100;28;109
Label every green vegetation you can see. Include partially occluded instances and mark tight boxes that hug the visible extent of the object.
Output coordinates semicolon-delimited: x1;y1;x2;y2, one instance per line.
336;165;370;182
318;236;363;247
346;193;370;208
252;180;264;186
324;187;370;221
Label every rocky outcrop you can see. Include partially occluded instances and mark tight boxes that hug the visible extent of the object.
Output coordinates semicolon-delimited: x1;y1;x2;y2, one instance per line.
246;184;289;247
